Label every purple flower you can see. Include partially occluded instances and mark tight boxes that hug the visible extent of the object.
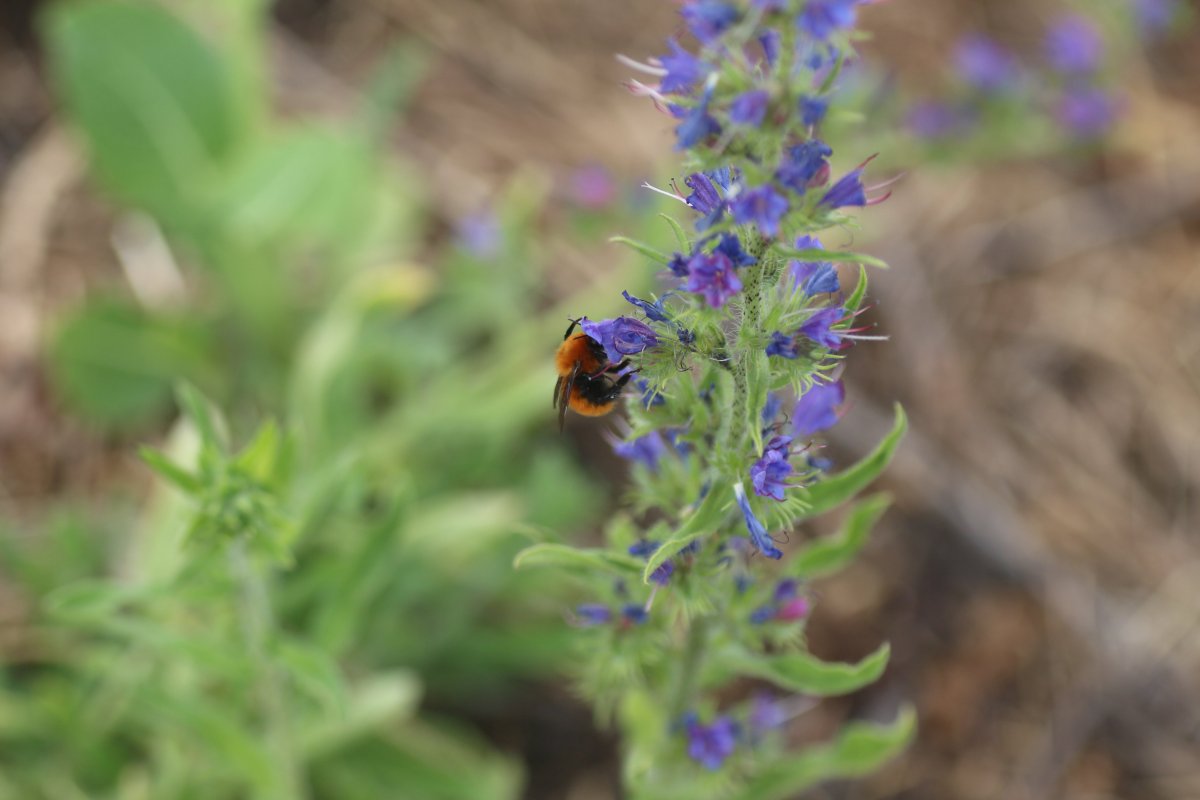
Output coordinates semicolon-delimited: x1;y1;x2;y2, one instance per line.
752;0;789;10
613;432;668;471
797;0;860;41
758;29;782;67
749;694;788;732
819;168;866;209
734;482;783;559
800;95;829;127
674;90;722;151
775;139;832;194
788;235;839;295
761;392;783;426
455;211;501;258
682;1;740;43
1135;0;1179;37
668;251;690;277
1056;86;1119;138
685;715;739;770
730;89;770;127
954;34;1018;92
650;560;676;586
684;170;728;230
659;38;713;95
636;377;666;408
622;604;649;625
774;578;799;601
793;379;845;436
576;604;612;625
569;165;616;209
622;290;670;323
1045;15;1103;74
907;100;968;139
714;233;756;267
750;435;794;501
776;596;810;621
628;540;661;558
685;251;743;308
730;185;788;237
800;306;846;348
765;331;800;359
580;316;661;362
749;604;776;624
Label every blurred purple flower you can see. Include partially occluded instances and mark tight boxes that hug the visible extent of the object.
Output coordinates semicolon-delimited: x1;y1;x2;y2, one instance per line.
776;139;832;194
797;0;860;41
682;1;740;44
765;331;800;359
613;432;668;471
1044;15;1103;74
576;604;612;625
455;211;501;258
685;715;739;770
569;165;617;209
730;89;770;127
800;95;829;127
714;232;757;267
955;34;1018;92
659;38;713;95
1056;86;1119;138
793;379;845;436
907;100;969;139
789;235;839;295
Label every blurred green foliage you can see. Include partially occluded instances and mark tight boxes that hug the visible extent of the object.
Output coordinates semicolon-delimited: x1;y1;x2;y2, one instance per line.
1;1;672;797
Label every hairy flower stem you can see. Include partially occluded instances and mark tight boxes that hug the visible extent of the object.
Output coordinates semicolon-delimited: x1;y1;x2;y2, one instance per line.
730;233;770;449
230;542;306;800
670;615;711;719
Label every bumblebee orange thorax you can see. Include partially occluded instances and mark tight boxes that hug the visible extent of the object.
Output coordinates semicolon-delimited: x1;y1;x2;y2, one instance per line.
556;333;605;376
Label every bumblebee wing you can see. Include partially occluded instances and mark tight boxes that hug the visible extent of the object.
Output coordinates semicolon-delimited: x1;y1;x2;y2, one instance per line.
557;361;581;432
553;375;563;409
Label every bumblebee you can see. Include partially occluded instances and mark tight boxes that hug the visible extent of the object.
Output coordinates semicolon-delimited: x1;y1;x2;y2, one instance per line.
554;319;636;430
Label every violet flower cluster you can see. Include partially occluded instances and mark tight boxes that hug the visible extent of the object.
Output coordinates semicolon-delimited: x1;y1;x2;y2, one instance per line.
909;1;1185;144
518;2;912;796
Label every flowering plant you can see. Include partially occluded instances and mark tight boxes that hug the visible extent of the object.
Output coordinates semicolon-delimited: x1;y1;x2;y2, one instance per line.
517;1;913;796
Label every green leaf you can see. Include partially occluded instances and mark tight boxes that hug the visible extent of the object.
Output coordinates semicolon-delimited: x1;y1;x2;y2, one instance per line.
139;447;202;494
641;484;732;584
49;301;212;430
659;213;690;252
610;236;670;265
299;672;422;758
727;642;890;696
844;264;868;313
732;707;916;800
797;403;905;520
791;493;891;580
514;543;644;576
776;246;888;269
175;382;227;452
234;419;281;484
45;1;242;224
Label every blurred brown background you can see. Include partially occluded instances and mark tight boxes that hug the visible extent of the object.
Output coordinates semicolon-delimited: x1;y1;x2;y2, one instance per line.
3;0;1200;798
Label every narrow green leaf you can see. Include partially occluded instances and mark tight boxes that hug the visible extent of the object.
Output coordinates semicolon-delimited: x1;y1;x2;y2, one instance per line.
659;213;690;252
732;707;916;800
610;236;669;265
139;446;202;493
729;642;890;695
641;484;732;584
791;493;891;580
797;403;906;520
776;246;889;269
514;543;644;576
175;382;225;451
234;419;280;483
844;263;868;313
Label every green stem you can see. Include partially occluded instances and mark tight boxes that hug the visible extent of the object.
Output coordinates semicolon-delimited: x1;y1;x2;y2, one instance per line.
670;616;711;719
231;542;306;800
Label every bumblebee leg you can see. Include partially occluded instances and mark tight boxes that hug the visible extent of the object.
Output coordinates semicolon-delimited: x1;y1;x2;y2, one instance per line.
599;369;640;404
